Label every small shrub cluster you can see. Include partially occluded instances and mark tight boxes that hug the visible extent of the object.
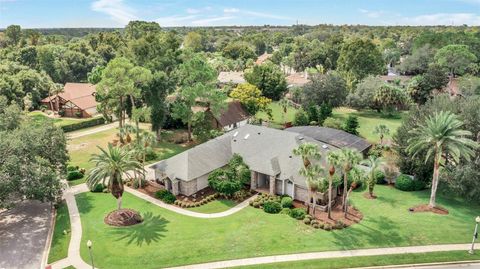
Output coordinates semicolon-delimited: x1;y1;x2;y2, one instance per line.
304;215;336;230
155;189;176;204
263;201;282;214
375;170;386;184
61;117;105;133
233;189;251;201
249;193;281;209
289;208;306;220
66;165;85;181
91;183;105;193
281;196;293;208
132;178;148;189
395;174;425;191
174;193;220;208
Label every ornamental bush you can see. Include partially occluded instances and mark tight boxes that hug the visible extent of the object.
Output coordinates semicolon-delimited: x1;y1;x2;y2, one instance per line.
395;174;424;191
60;117;105;133
91;183;105;193
375;170;386;184
281;196;293;208
263;201;282;214
289;208;307;220
67;170;83;181
155;189;176;204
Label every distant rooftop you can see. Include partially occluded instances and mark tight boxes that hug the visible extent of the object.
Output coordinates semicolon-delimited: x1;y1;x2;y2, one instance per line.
217;71;246;84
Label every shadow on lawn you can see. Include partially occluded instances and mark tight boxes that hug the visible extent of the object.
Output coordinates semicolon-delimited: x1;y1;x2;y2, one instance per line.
331;216;405;249
111;212;169;247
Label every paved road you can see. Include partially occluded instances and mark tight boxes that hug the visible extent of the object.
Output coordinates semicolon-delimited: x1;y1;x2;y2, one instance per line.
0;201;52;269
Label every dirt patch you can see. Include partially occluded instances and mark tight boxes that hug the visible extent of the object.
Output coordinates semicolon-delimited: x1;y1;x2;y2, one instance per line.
312;203;363;228
104;209;143;226
409;204;449;215
363;192;377;199
137;182;163;197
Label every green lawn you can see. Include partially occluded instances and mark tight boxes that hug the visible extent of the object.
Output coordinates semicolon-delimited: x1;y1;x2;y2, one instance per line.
48;202;71;263
235;251;480;269
187;199;238;213
67;127;192;186
29;111;92;127
255;103;406;143
76;185;478;268
332;107;406;143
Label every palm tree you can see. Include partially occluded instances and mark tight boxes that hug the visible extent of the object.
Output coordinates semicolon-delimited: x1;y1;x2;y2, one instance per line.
407;111;478;208
279;97;290;126
361;156;385;198
300;165;324;215
373;124;390;145
327;150;341;219
293;142;321;168
337;148;362;217
345;166;366;210
134;131;157;188
87;144;143;211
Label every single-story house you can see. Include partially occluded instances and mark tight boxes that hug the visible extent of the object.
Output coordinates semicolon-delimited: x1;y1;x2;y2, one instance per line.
191;101;250;132
41;83;98;118
286;72;310;88
217;71;246;86
255;53;272;65
285;126;372;155
151;124;369;205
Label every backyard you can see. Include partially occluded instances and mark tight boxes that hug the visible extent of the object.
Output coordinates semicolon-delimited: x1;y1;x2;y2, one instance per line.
255;102;405;143
29;111;93;127
75;185;478;268
67;126;193;186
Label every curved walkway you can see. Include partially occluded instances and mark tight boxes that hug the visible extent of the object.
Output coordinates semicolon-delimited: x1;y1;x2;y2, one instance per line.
50;184;93;269
125;186;257;218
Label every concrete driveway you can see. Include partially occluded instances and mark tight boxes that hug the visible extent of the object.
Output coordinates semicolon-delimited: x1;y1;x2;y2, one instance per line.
0;201;52;269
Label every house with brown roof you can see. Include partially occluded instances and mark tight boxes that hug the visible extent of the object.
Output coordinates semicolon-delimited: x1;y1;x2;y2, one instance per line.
193;101;250;131
41;83;98;118
255;53;272;65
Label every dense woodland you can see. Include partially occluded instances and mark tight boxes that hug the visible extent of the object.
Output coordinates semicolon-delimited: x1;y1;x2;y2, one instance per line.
1;22;480;207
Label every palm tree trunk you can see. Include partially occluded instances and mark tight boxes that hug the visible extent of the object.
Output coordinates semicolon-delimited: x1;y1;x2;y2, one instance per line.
187;121;192;141
312;192;316;216
117;196;122;210
344;186;353;218
156;128;162;141
342;171;348;212
328;176;333;219
429;153;441;208
119;96;123;129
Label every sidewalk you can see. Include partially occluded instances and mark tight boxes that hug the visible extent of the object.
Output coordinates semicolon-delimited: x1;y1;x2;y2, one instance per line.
67;122;117;139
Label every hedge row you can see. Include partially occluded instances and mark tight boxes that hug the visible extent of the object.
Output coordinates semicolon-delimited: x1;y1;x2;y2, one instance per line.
61;117;105;133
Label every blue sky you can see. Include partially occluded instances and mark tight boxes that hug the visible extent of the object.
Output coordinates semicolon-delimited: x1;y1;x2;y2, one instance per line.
1;0;479;28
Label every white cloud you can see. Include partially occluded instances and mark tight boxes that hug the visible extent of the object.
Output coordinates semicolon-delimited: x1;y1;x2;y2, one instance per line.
224;8;240;13
155;15;199;27
186;6;212;14
192;16;236;26
398;13;480;25
91;0;137;25
358;9;384;18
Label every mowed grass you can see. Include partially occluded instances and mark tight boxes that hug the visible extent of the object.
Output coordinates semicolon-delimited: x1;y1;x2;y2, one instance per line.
48;202;71;263
332;107;406;143
29;111;92;127
255;103;406;143
67;126;192;186
235;251;480;269
187;199;238;213
76;185;478;268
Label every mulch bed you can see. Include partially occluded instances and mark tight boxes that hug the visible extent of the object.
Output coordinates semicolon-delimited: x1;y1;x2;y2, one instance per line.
312;203;363;227
363;192;377;199
104;208;143;227
137;183;162;198
409;204;449;215
177;186;217;202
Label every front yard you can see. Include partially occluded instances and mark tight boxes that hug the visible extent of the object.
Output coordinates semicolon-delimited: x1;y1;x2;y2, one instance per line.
76;186;478;268
29;111;93;127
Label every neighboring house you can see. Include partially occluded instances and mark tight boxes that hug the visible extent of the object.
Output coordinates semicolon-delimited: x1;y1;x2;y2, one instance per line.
286;72;310;88
193;101;250;132
378;75;412;85
41;83;98;118
255;53;272;65
151;124;370;204
217;71;246;86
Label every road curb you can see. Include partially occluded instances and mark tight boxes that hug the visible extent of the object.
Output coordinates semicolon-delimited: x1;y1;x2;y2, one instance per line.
353;259;480;269
41;203;56;269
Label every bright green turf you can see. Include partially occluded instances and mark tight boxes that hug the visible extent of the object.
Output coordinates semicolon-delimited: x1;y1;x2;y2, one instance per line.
48;202;71;263
332;107;406;143
234;251;480;269
256;102;298;127
76;185;478;268
29;111;92;127
187;199;238;213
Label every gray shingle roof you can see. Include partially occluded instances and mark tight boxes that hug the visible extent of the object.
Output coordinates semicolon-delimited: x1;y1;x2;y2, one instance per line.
285;126;372;153
150;124;334;188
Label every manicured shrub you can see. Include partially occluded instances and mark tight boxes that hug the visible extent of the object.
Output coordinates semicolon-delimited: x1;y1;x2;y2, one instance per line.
61;117;105;133
280;208;292;215
323;224;332;231
91;183;105;193
263;201;282;214
132;178;148;189
155;189;176;204
395;174;424;191
375;170;386;184
293;109;310;126
281;196;293;208
289;208;307;220
253;202;260;208
323;117;343;129
67;170;83;181
233;189;250;201
303;218;311;225
67;165;78;171
335;220;345;229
